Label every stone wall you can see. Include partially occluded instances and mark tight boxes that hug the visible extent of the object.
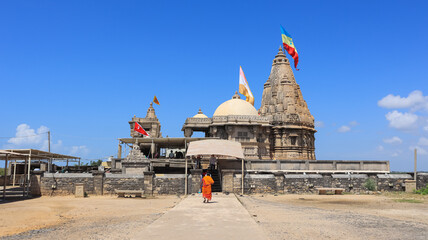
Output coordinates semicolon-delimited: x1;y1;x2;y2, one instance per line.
154;174;186;195
41;173;94;195
221;171;427;194
417;173;428;189
36;171;428;196
103;174;145;195
377;174;411;191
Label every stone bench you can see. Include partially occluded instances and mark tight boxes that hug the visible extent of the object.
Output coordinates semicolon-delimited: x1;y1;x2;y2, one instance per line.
114;190;146;198
316;188;345;195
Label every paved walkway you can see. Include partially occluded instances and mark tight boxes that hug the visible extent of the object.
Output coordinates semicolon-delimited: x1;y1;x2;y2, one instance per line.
133;194;268;240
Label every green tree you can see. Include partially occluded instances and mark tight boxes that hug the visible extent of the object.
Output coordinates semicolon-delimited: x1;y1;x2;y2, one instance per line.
364;178;376;191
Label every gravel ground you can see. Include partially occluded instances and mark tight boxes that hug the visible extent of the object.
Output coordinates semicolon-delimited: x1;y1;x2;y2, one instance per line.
238;194;428;240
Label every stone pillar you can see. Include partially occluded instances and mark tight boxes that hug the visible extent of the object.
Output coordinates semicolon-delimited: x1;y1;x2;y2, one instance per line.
405;180;416;193
144;171;155;196
92;171;104;195
30;170;44;196
75;183;85;198
222;170;234;193
274;172;285;194
190;169;203;194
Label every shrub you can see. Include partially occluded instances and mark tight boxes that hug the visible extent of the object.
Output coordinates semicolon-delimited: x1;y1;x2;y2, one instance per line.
415;184;428;195
364;178;376;191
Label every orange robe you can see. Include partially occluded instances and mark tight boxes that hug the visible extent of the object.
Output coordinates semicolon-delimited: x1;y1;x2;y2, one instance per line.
201;175;214;200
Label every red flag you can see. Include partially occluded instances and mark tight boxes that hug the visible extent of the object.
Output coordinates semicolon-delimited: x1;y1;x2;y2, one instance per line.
134;122;150;137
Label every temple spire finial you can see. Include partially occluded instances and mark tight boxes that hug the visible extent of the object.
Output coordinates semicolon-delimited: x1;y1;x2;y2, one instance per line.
232;91;241;99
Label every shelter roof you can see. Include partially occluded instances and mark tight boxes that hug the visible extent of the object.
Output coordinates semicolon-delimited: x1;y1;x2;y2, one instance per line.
119;137;218;148
0;149;80;161
186;139;244;159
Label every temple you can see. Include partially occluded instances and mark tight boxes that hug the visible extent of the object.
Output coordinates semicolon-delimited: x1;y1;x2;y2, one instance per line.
182;47;315;160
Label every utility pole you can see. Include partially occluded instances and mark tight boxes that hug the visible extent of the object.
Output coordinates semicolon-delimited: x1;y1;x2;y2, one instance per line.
414;148;417;181
48;131;51;152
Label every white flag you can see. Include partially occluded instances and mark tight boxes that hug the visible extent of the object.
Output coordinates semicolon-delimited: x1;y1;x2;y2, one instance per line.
239;66;254;105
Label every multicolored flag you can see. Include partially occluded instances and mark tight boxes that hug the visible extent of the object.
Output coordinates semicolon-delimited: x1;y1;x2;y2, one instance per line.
280;25;299;70
153;96;160;105
239;66;255;106
134;122;150;137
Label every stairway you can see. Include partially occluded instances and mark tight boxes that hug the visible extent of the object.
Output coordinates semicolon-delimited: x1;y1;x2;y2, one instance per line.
210;169;222;192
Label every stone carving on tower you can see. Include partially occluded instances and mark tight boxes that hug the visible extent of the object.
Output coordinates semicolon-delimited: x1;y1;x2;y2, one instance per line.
259;47;316;160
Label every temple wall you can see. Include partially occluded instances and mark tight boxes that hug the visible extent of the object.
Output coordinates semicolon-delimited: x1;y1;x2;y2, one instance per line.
221;159;390;173
222;171;427;194
35;171;428;196
154;174;186;195
40;173;95;195
103;174;145;194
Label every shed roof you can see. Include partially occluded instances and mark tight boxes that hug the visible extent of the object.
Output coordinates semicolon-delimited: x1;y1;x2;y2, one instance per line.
0;149;80;161
186;139;244;159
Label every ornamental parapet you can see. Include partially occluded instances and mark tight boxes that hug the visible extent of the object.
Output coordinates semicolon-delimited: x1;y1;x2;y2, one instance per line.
184;117;213;124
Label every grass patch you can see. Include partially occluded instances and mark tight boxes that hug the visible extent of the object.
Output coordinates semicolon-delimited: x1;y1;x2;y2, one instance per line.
394;199;423;203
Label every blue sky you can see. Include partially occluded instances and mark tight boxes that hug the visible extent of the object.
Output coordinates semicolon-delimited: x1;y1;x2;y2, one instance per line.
0;1;427;171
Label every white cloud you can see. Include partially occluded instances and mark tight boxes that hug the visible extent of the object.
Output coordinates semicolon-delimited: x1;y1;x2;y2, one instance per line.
315;121;325;128
409;146;428;155
338;126;351;133
391;152;399;157
418;137;428;146
70;146;89;156
383;136;403;144
385;111;418;130
424;125;428;132
376;145;384;151
5;123;89;157
349;121;359;127
7;124;49;146
378;90;428;111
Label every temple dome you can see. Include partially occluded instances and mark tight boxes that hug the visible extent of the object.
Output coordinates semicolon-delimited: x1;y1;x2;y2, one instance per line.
193;108;209;118
213;92;258;116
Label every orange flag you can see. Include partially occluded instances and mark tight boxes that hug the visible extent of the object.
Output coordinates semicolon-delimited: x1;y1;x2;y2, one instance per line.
153;96;160;105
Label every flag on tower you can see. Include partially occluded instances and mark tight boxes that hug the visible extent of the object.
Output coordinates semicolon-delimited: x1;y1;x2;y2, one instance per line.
280;25;299;70
134;122;150;137
153;96;160;105
239;66;255;106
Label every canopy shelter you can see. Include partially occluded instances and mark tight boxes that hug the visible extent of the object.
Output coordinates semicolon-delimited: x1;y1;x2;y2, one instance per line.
0;149;80;200
117;137;219;158
183;139;245;195
186;139;245;159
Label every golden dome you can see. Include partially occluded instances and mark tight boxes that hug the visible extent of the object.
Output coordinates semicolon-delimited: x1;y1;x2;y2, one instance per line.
193;108;209;118
213;92;258;116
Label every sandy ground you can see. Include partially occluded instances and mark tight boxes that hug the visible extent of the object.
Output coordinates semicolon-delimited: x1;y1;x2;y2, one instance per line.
238;193;428;240
1;193;428;240
0;195;181;239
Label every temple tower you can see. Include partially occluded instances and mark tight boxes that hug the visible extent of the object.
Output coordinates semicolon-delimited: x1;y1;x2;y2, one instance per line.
259;47;316;160
129;102;162;138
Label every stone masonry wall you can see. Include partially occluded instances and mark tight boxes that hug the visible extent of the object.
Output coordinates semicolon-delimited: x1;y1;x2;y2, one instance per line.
41;173;94;196
103;174;145;195
37;172;428;196
154;174;186;195
417;173;428;189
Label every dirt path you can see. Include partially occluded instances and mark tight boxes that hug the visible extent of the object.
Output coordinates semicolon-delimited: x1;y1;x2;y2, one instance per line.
238;194;428;240
0;196;181;239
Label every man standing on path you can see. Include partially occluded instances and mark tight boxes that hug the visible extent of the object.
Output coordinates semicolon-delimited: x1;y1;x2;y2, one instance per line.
201;172;214;203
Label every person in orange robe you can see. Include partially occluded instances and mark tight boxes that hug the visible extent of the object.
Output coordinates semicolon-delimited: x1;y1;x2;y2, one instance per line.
201;172;214;203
